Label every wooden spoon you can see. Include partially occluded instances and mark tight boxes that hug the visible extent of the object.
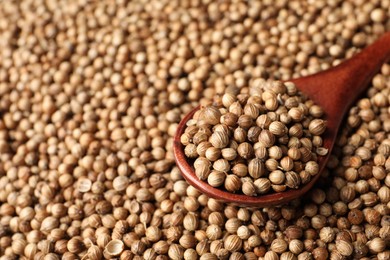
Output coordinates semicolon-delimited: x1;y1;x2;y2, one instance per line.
173;32;390;207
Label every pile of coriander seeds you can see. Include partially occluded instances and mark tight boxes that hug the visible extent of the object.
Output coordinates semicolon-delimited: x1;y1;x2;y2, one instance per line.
182;79;327;195
0;0;389;260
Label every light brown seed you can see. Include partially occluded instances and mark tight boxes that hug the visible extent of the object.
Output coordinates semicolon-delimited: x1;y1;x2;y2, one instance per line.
225;175;242;192
270;238;288;254
224;235;242;252
200;106;222;125
269;170;285;185
242;181;257;196
207;171;225;187
308;119;327;135
254;178;271;194
269;121;287;136
335;240;353;256
210;131;230;149
248;158;265;178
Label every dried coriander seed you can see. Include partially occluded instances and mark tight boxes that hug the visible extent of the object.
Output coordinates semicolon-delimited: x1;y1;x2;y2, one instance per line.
224;235;243;252
201;106;222;125
248;158;265;178
242;180;257;196
209;131;230;149
254;178;271;194
308;119;327;135
207;171;226;187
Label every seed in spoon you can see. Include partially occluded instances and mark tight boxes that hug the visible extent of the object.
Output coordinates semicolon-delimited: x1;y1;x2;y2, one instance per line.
180;79;328;196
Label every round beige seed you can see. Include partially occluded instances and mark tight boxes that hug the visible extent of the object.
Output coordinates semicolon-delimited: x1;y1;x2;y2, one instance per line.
335;240;353;256
259;130;275;147
207;171;226;187
254;178;271;194
305;161;319;176
210;131;230;148
269;121;287;136
221;148;237;160
308;119;326;135
225;175;241;193
270;238;288;254
77;178;92;193
269;170;285;185
200;106;222;125
285;171;301;189
242;181;257;196
237;142;254;159
248;158;265;178
224;235;242;252
213;159;230;172
205;147;221;162
280;156;294;171
112;176;129;192
194;157;212;180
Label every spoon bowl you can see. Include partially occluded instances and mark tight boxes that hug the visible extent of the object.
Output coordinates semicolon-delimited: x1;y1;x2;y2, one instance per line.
173;32;390;207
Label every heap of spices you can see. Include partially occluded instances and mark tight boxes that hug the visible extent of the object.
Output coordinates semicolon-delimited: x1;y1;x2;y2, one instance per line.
182;80;327;195
0;0;389;259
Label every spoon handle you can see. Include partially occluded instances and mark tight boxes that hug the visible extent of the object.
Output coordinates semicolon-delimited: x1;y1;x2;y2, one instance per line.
291;31;390;136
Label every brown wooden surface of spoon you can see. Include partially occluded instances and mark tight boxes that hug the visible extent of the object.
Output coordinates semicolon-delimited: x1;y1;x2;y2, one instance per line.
173;32;390;207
